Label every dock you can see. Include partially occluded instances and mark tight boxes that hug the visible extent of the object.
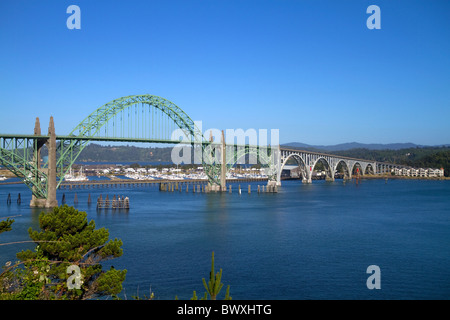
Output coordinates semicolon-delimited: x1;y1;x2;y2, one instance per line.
57;177;268;189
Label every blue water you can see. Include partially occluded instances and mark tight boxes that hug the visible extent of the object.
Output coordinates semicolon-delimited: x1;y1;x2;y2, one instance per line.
1;178;449;300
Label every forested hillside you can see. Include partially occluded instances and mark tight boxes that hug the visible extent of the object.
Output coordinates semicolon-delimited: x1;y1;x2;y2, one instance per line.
77;144;173;162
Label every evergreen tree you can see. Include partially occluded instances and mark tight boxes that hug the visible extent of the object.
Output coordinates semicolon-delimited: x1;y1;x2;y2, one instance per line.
190;251;231;300
0;217;14;235
2;205;126;300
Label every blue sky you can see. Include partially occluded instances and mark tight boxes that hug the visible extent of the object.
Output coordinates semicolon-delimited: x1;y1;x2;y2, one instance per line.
0;0;449;145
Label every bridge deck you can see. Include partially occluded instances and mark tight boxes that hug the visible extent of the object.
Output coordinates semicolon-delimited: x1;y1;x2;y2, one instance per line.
280;147;407;167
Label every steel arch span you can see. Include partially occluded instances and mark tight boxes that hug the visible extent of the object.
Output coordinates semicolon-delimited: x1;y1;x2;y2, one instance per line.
55;94;220;187
1;94;279;203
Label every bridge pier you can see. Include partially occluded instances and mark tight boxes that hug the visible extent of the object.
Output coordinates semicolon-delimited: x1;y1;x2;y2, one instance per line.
220;130;227;192
30;117;44;207
46;116;58;208
30;116;58;208
267;180;278;188
207;183;221;192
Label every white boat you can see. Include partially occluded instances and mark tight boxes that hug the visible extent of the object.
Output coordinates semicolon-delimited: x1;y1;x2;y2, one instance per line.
0;175;7;181
65;166;89;182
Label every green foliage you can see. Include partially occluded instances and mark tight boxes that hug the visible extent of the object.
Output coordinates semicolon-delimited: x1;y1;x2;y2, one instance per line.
132;287;155;300
190;290;207;300
0;218;14;235
97;267;127;298
76;143;174;162
1;205;126;300
189;252;231;301
202;251;223;300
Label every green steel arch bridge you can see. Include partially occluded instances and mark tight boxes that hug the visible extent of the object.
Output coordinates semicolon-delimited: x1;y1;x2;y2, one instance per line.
1;94;410;208
0;94;278;207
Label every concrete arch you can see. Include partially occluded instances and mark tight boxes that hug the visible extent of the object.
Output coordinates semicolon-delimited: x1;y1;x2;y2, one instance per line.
311;156;333;180
280;153;308;181
364;163;375;175
351;162;363;176
333;159;352;180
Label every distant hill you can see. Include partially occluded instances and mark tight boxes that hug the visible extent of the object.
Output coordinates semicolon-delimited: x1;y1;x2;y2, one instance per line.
283;142;422;152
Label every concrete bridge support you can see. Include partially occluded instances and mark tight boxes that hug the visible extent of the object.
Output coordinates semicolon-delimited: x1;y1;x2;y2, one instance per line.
29;116;58;208
220;130;227;192
46;117;58;208
30;117;44;207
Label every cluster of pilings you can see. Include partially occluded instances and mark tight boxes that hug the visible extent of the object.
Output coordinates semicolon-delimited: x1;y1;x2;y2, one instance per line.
3;193;22;205
61;192;92;206
159;182;278;194
96;194;130;210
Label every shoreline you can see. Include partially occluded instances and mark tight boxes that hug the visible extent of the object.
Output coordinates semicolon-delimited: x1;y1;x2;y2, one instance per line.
1;168;449;182
358;174;450;181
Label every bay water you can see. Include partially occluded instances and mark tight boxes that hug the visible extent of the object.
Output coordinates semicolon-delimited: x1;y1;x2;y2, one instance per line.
1;178;449;300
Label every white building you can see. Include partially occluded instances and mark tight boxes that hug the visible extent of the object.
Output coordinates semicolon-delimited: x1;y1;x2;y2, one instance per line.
409;168;419;177
393;167;444;178
419;168;427;177
427;168;445;177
